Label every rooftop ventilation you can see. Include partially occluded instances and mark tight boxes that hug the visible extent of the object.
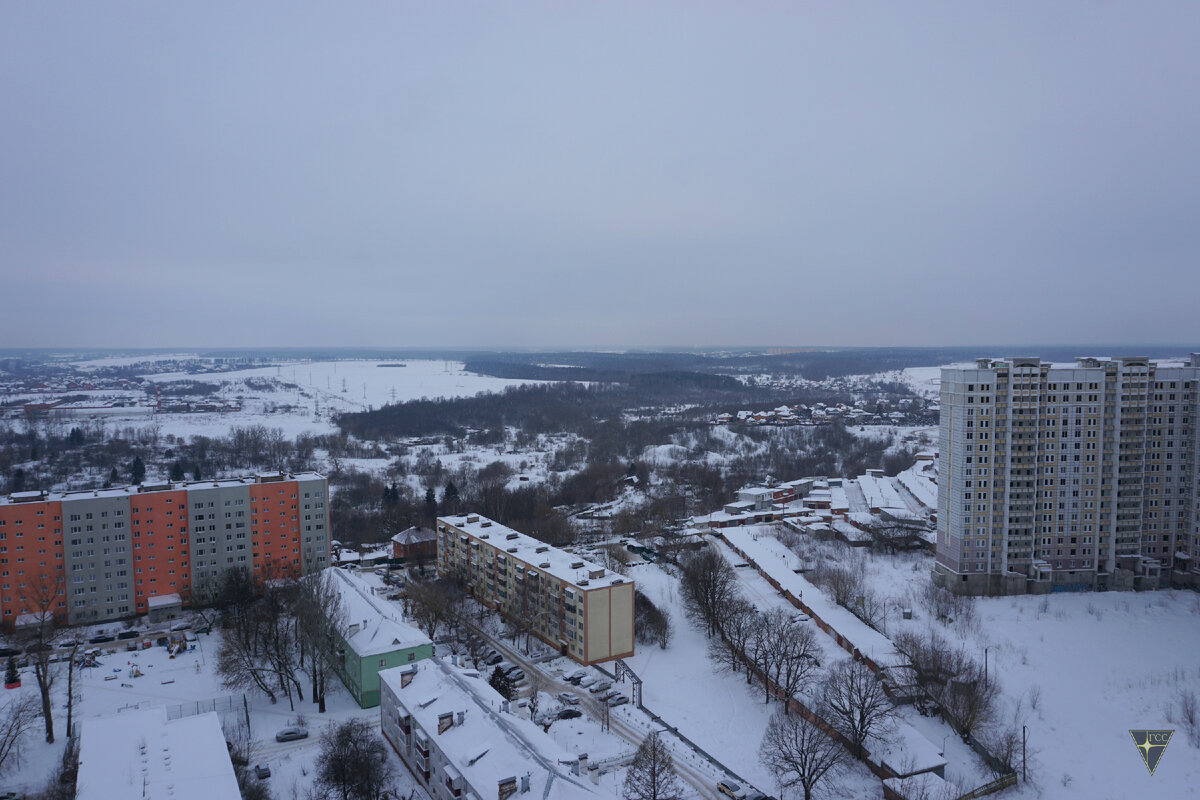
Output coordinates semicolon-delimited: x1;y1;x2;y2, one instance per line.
535;546;549;553
570;561;584;569
507;547;518;554
466;514;479;523
539;562;551;569
505;533;519;541
480;521;492;528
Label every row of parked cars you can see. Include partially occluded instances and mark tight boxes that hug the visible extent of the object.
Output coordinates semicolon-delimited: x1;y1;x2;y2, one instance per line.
559;669;629;707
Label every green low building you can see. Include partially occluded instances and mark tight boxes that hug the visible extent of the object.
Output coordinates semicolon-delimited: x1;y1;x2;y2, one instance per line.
327;567;433;708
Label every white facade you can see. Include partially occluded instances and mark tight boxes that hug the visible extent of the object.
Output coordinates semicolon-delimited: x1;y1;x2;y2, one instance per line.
935;355;1200;594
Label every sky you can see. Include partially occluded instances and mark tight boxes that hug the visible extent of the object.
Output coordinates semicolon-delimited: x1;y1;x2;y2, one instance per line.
1;2;1198;350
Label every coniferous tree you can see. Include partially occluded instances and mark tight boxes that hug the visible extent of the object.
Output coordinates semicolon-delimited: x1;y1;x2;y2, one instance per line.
169;461;186;482
443;480;460;513
130;456;146;485
105;466;118;488
4;657;18;686
423;486;438;524
488;666;516;701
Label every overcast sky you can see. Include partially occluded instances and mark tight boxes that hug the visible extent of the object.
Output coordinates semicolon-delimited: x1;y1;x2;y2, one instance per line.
1;2;1198;350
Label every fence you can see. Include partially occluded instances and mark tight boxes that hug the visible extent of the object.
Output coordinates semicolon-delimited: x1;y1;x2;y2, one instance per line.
165;694;239;720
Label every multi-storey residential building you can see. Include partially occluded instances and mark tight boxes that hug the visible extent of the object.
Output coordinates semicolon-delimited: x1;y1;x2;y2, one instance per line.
380;661;604;799
934;356;1200;595
436;514;634;665
0;472;331;627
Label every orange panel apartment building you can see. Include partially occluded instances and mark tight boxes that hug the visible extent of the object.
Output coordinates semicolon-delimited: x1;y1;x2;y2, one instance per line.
0;472;330;628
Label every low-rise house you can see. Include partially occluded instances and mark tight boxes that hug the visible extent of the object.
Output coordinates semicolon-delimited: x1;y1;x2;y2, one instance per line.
77;707;240;800
327;567;433;707
392;525;438;561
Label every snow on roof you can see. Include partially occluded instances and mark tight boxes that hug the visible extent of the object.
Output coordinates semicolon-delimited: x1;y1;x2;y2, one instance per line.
390;526;437;546
720;527;902;667
829;485;850;512
856;474;907;512
1;472;327;506
380;661;600;799
440;515;628;590
326;568;431;657
77;708;241;800
147;593;182;609
869;723;948;777
896;467;937;509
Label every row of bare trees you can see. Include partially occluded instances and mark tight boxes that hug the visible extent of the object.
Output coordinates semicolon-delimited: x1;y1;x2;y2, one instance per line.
215;570;346;713
677;547;900;799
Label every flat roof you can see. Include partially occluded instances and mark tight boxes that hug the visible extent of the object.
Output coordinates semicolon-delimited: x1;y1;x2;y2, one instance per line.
1;472;327;507
439;515;628;590
77;708;240;800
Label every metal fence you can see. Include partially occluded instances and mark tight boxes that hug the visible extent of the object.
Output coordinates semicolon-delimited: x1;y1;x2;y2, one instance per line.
165;694;239;720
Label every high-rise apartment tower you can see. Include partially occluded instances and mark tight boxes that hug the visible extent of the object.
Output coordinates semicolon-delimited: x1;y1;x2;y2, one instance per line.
935;356;1200;595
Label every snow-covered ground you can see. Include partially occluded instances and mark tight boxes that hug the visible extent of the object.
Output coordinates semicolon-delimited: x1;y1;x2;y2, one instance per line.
751;526;1200;800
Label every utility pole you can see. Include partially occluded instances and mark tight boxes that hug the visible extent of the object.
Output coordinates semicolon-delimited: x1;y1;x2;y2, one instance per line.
984;647;988;688
1022;724;1027;781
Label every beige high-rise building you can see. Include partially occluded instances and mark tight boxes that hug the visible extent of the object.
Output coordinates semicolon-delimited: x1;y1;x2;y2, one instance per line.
934;356;1200;595
436;514;634;664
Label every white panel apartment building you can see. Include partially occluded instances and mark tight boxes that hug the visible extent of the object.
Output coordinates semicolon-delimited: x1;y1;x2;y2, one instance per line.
935;355;1200;595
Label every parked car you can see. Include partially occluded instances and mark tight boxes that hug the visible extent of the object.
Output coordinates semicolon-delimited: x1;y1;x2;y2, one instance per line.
169;622;192;631
747;794;778;800
87;635;114;644
577;675;598;689
606;695;629;707
556;692;580;705
117;631;140;640
485;652;503;666
254;764;271;779
718;781;747;799
274;727;309;743
0;647;21;658
506;669;526;682
588;680;613;694
563;669;587;683
556;708;583;720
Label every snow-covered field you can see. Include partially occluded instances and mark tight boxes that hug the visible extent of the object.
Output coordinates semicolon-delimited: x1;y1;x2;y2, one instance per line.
3;358;558;441
755;529;1200;800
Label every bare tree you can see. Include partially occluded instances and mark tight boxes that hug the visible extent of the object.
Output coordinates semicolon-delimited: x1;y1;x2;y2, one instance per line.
771;622;822;714
861;520;927;554
18;572;65;743
820;659;895;758
406;579;457;642
706;596;756;678
314;718;395;800
216;582;305;708
0;695;39;777
296;570;346;714
623;732;683;800
759;709;847;800
679;547;738;639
